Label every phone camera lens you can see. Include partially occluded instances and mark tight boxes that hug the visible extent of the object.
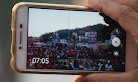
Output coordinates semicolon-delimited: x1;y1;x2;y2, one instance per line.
19;47;22;49
20;24;23;28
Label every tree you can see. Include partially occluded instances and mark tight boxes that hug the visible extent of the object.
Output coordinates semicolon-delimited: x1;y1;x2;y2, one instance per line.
41;33;53;43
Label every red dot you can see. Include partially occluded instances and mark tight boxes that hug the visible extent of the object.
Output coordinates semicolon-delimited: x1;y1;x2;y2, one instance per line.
29;59;32;61
115;41;117;43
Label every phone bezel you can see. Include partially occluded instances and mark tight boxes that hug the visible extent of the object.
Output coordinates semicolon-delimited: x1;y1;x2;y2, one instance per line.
11;2;138;74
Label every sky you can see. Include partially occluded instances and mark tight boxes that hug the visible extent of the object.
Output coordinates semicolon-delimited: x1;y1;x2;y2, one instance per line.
28;8;107;37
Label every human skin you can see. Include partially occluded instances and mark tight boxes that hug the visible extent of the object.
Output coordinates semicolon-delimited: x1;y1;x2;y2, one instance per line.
74;0;138;82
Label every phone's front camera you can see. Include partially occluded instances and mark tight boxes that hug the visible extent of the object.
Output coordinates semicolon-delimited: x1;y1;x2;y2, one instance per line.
19;47;22;49
20;24;23;28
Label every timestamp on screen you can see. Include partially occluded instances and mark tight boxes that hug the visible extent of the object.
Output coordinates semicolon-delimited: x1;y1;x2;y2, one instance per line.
29;58;49;64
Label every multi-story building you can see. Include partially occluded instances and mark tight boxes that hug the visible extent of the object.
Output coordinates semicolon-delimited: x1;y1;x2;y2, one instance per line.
78;30;97;43
78;31;85;42
28;37;45;47
85;31;97;43
28;37;44;45
60;39;68;44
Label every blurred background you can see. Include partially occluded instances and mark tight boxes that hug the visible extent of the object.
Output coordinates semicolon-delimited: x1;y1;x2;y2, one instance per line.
0;0;87;82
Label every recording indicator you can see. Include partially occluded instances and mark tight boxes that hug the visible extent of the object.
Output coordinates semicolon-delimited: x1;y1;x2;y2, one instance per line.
29;59;32;62
112;37;121;47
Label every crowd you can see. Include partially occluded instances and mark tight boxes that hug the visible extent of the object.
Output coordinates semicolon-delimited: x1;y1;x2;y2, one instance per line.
27;44;125;71
27;44;117;59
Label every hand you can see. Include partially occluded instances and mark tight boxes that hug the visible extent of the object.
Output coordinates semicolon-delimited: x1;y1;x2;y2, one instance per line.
74;0;138;82
88;0;138;45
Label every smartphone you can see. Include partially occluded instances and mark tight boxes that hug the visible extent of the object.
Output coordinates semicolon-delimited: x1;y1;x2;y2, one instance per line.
11;2;138;74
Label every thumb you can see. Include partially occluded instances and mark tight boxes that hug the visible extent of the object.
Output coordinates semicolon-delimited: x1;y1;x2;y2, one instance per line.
74;73;133;82
74;75;86;82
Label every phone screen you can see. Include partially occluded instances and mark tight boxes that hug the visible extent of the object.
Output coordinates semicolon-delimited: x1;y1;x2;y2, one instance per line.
27;8;126;72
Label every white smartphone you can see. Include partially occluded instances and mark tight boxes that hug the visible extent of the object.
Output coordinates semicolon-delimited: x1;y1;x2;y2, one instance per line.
11;2;138;74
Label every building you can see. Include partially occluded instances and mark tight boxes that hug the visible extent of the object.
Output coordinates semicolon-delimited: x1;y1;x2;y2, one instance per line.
73;32;78;37
28;37;45;47
28;37;44;45
78;31;85;42
78;30;97;43
60;39;68;44
85;31;97;43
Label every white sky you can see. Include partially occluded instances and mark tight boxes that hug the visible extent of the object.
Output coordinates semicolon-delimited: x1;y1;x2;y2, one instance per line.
28;8;107;37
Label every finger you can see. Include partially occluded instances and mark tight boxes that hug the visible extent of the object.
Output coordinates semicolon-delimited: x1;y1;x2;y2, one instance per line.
87;0;128;6
83;73;132;82
74;75;86;82
88;0;135;21
72;0;88;5
110;0;138;12
74;73;133;82
135;64;138;69
88;0;138;43
110;0;128;4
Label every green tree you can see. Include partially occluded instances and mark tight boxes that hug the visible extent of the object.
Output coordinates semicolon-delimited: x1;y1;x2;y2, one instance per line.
41;33;53;43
